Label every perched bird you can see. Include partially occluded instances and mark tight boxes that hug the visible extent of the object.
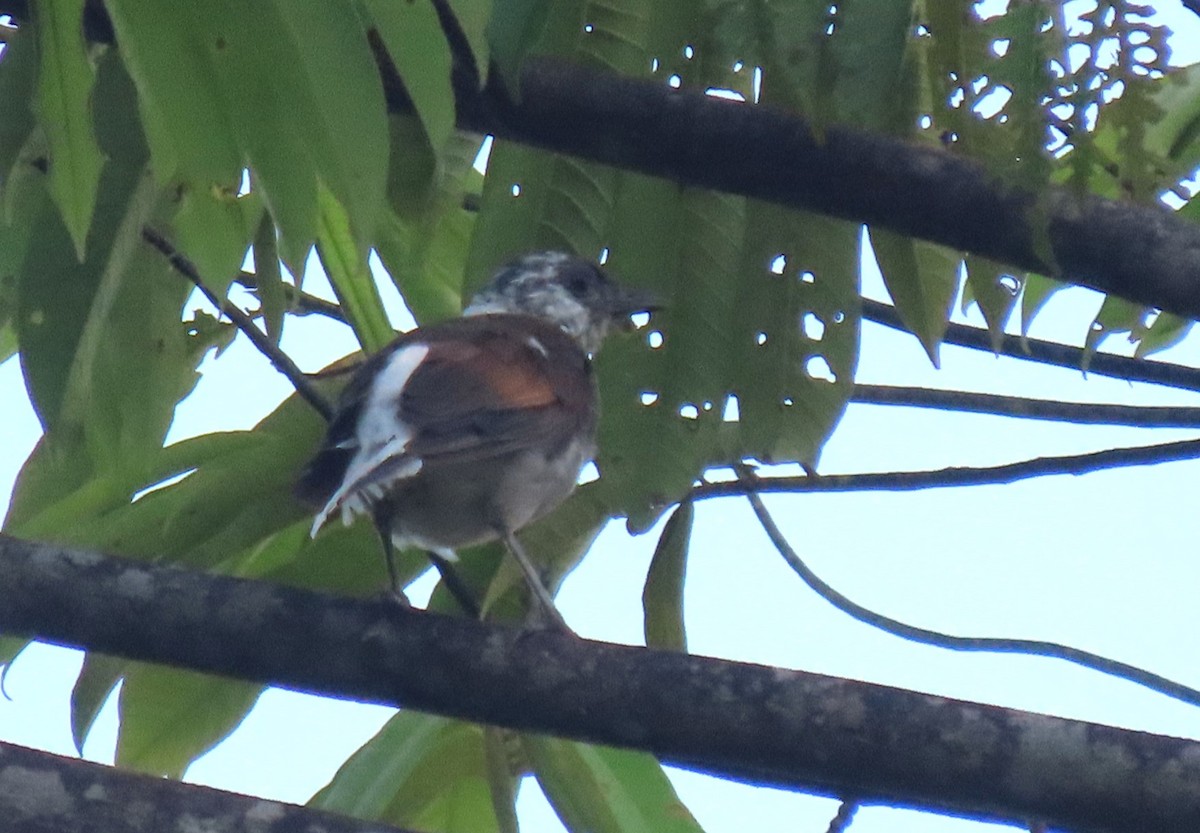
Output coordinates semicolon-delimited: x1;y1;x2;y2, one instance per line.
295;251;656;625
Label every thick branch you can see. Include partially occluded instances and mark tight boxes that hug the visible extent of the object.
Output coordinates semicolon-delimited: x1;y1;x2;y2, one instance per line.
0;740;416;833
465;59;1200;322
2;534;1200;833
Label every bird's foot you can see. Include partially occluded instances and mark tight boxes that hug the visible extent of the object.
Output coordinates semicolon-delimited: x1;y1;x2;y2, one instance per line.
524;600;576;635
382;586;413;607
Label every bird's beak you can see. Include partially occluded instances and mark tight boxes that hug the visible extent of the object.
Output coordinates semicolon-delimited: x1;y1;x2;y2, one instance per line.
609;286;661;330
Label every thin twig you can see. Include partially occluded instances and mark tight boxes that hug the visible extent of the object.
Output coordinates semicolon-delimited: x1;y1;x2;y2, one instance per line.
233;271;347;321
824;800;859;833
853;384;1200;427
862;298;1200;393
692;436;1200;501
735;466;1200;710
141;226;334;422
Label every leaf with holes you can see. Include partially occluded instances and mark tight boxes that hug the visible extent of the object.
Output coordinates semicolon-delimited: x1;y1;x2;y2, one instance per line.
963;254;1019;350
1083;295;1147;372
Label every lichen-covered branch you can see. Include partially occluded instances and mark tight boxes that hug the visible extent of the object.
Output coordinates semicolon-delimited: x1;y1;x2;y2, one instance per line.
0;740;416;833
1;533;1199;833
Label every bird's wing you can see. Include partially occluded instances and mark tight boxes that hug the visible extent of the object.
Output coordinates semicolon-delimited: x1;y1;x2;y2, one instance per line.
399;322;593;465
297;316;595;535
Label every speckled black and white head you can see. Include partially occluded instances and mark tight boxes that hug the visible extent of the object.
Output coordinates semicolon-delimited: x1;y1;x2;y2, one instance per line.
464;251;656;354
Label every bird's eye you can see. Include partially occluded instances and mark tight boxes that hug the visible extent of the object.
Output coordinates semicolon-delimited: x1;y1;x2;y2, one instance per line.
563;271;592;297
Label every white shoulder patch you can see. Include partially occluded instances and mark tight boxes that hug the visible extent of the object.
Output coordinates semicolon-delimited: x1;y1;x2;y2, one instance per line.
526;335;549;357
310;343;430;537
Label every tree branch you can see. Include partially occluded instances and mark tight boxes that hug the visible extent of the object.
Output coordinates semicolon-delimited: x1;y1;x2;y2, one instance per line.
824;801;858;833
736;471;1200;709
692;436;1200;501
2;534;1200;833
862;298;1200;393
141;227;335;422
464;59;1200;322
232;271;348;322
853;384;1200;427
0;739;417;833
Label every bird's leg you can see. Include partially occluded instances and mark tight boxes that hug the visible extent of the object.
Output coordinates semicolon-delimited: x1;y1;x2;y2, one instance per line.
501;530;571;632
425;551;483;618
372;507;409;605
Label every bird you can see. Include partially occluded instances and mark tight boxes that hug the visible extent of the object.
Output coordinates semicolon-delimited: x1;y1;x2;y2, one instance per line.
294;251;656;626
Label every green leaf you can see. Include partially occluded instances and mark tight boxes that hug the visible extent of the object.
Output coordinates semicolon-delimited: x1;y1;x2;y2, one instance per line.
0;26;38;200
1135;311;1192;359
482;727;521;833
14;44;154;448
0;325;15;363
1146;63;1200;164
33;0;105;259
486;0;553;90
963;253;1020;351
171;185;263;298
365;0;455;153
375;124;482;323
642;500;692;651
0;635;30;669
116;664;262;778
1019;271;1064;338
313;712;501;833
316;184;394;352
101;1;241;186
706;0;828;113
70;653;124;753
107;0;388;270
524;737;704;833
447;0;492;83
729;206;859;470
253;212;286;344
204;0;388;266
870;230;960;366
1082;295;1147;372
827;0;913;131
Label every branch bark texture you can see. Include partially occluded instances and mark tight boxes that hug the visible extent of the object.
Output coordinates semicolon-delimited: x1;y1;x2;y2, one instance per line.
2;534;1200;833
0;739;414;833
